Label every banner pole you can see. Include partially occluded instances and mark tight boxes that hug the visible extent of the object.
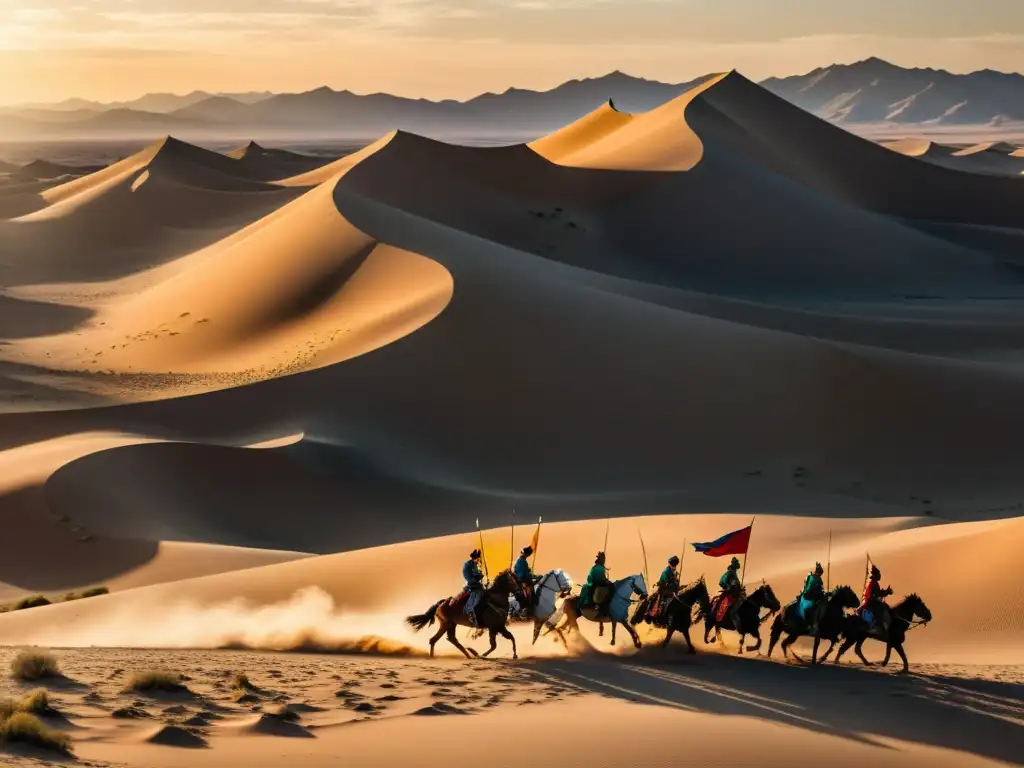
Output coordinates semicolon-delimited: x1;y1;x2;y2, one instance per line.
510;509;515;570
739;517;755;587
531;516;541;571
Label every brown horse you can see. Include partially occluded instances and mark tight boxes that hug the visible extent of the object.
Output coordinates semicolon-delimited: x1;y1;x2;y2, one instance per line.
406;570;527;659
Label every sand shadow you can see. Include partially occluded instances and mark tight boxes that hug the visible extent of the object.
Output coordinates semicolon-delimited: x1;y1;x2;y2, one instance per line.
527;654;1023;765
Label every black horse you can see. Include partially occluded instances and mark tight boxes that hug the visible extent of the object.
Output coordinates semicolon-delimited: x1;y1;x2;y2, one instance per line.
767;585;860;664
830;593;932;673
698;582;781;653
632;577;712;653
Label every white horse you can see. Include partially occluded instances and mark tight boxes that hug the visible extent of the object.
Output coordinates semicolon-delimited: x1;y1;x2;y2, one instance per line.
509;569;574;647
560;574;648;648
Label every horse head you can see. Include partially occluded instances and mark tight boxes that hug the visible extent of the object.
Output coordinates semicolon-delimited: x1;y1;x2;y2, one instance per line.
550;568;574;596
753;581;782;613
829;585;859;610
495;569;528;604
620;573;647;599
685;577;711;609
902;593;932;623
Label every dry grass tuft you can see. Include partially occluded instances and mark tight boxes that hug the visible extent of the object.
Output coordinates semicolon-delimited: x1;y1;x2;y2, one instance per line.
9;651;60;681
126;670;188;693
62;587;109;602
12;596;50;611
0;711;70;754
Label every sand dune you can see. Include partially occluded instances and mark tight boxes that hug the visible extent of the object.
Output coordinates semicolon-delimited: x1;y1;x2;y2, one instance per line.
0;70;1021;768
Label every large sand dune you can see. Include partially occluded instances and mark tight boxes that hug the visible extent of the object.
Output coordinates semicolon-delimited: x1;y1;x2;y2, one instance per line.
0;70;1021;767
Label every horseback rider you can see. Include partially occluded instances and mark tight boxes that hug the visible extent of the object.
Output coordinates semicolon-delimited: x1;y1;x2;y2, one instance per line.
718;556;744;629
513;546;538;614
858;564;893;634
582;552;614;618
796;562;825;635
463;549;487;627
650;555;680;626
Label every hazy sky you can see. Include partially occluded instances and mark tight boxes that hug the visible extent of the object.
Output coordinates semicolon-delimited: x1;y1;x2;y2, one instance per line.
2;0;1023;105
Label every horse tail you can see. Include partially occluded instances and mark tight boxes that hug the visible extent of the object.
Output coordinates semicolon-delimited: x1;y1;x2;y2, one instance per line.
406;600;444;632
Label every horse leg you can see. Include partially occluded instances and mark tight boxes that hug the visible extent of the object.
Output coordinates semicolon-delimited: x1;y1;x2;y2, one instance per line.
893;642;909;674
681;624;696;654
662;626;675;648
768;624;781;658
599;622;605;637
481;628;498;658
625;622;642;649
811;636;821;665
746;628;762;654
429;622;447;657
532;620;542;646
498;625;518;660
881;643;892;667
834;637;855;664
854;638;872;667
818;639;837;662
610;621;617;646
446;625;474;659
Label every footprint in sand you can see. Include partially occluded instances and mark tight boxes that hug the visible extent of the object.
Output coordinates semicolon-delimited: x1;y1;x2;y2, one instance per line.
112;705;151;719
414;703;469;716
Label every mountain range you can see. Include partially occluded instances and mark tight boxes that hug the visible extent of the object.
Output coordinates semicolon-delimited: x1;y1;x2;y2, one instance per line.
1;58;1022;141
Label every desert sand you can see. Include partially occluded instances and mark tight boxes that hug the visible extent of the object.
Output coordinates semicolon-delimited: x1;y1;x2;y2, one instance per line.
0;71;1022;766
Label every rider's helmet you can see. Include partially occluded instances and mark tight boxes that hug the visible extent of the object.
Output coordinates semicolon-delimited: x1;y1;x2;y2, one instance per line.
870;565;881;579
668;555;680;566
729;556;741;569
814;562;824;575
521;546;533;557
596;551;606;564
470;549;482;560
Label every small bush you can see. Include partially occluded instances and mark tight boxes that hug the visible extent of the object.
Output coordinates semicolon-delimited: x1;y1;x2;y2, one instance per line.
0;712;71;754
127;670;186;693
15;689;50;715
231;673;254;691
62;587;109;602
12;597;50;611
10;652;60;681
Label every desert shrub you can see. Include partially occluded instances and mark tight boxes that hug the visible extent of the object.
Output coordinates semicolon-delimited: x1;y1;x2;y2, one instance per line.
231;673;254;691
12;597;50;611
10;652;60;681
14;689;50;715
126;670;186;693
62;587;109;602
0;712;71;754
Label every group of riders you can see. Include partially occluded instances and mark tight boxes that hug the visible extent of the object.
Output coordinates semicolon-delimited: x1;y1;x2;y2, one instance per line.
457;545;896;635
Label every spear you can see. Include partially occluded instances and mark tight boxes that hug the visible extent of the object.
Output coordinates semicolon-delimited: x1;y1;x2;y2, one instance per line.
509;509;515;570
476;518;489;583
603;520;610;573
637;527;650;588
826;529;833;591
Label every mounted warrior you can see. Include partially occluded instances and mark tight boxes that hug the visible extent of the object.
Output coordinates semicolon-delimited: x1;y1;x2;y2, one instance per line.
796;562;826;635
718;556;744;629
512;546;539;618
648;555;680;627
462;549;487;627
857;564;893;634
579;551;614;619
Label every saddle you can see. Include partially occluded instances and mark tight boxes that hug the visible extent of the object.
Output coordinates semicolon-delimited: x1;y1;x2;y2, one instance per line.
711;595;731;623
449;590;470;610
